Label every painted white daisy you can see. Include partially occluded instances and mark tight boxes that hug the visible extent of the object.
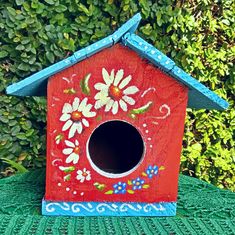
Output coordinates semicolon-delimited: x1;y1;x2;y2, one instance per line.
62;140;80;164
60;97;96;138
94;68;139;115
76;168;91;183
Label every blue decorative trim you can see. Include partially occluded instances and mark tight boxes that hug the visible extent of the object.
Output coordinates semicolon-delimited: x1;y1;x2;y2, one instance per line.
42;199;176;216
122;33;229;110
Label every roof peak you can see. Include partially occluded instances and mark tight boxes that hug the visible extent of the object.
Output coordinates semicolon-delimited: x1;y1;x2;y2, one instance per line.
6;13;228;110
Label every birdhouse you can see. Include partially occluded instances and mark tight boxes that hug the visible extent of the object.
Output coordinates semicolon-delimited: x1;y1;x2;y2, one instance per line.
6;14;228;216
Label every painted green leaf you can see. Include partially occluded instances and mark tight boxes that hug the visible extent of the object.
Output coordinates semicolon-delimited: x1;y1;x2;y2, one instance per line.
64;174;71;181
142;184;150;189
80;73;91;95
105;190;113;195
59;166;75;173
159;166;165;171
130;101;153;115
142;172;147;177
127;189;135;194
96;115;102;121
55;134;64;144
127;180;132;185
94;182;106;191
63;88;76;94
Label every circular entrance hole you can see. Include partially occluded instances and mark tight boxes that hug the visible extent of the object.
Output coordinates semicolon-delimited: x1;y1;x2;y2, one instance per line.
87;120;144;177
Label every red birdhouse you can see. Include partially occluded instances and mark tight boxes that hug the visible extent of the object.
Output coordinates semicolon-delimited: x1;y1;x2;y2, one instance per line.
6;14;228;216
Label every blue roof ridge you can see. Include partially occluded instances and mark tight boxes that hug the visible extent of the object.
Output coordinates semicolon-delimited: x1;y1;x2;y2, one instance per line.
122;33;229;110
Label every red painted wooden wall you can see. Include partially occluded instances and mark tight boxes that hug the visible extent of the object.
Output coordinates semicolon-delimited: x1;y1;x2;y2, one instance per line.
46;44;188;203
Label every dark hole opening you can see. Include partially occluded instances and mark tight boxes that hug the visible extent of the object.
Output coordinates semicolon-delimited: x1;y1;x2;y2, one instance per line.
88;120;144;175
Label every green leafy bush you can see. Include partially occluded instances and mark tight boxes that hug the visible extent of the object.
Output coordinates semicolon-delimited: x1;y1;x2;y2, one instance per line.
0;0;234;190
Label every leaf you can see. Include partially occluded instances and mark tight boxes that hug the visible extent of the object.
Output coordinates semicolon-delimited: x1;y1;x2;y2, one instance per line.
105;190;113;195
16;0;24;5
127;180;132;185
80;73;91;95
59;166;75;173
55;134;63;144
159;166;165;171
63;88;76;94
130;101;153;115
46;52;55;63
142;184;150;189
127;189;134;194
94;182;106;191
96;115;102;121
0;51;8;58
1;158;28;173
142;172;147;177
64;174;71;181
45;0;54;5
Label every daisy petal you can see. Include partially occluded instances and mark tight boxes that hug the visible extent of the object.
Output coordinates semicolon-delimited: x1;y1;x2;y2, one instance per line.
110;69;115;83
122;96;135;105
102;68;111;85
62;148;73;155
65;140;75;148
82;118;89;127
114;69;124;86
119;99;127;111
72;97;80;110
68;123;78;138
60;113;71;121
77;122;83;134
62;103;72;114
83;110;96;118
123;86;139;95
112;101;119;115
94;83;108;91
78;98;88;111
94;91;108;100
62;120;73;131
119;75;132;89
95;100;105;109
66;153;79;164
105;99;114;112
86;175;91;181
83;104;92;113
75;139;79;146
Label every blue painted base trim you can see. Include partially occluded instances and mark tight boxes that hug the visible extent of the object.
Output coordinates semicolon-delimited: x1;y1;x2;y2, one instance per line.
42;199;176;216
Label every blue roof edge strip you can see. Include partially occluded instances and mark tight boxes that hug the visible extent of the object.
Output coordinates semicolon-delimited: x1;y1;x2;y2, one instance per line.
122;33;229;110
6;13;141;96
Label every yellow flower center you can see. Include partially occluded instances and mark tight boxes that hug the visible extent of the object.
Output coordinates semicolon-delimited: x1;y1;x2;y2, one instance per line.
71;111;82;121
82;172;87;177
151;169;154;174
73;146;80;154
118;186;122;190
109;85;122;99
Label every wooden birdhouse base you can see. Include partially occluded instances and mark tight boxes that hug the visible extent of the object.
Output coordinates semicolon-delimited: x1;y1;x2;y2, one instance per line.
42;199;176;216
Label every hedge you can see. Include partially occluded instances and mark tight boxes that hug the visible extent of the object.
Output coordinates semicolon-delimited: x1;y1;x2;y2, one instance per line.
0;0;234;190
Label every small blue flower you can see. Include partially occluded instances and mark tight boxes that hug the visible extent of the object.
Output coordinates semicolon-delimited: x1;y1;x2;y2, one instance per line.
146;165;158;178
132;177;145;190
113;182;127;194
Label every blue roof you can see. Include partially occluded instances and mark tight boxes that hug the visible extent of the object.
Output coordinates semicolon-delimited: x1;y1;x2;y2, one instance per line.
6;13;228;110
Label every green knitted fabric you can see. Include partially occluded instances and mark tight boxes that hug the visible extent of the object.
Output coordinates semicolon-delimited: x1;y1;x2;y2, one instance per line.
0;169;234;235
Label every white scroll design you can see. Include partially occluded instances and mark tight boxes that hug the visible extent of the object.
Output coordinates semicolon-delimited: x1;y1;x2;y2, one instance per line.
46;202;70;212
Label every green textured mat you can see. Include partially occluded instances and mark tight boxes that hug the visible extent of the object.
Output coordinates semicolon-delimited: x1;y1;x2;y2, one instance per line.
0;169;234;234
